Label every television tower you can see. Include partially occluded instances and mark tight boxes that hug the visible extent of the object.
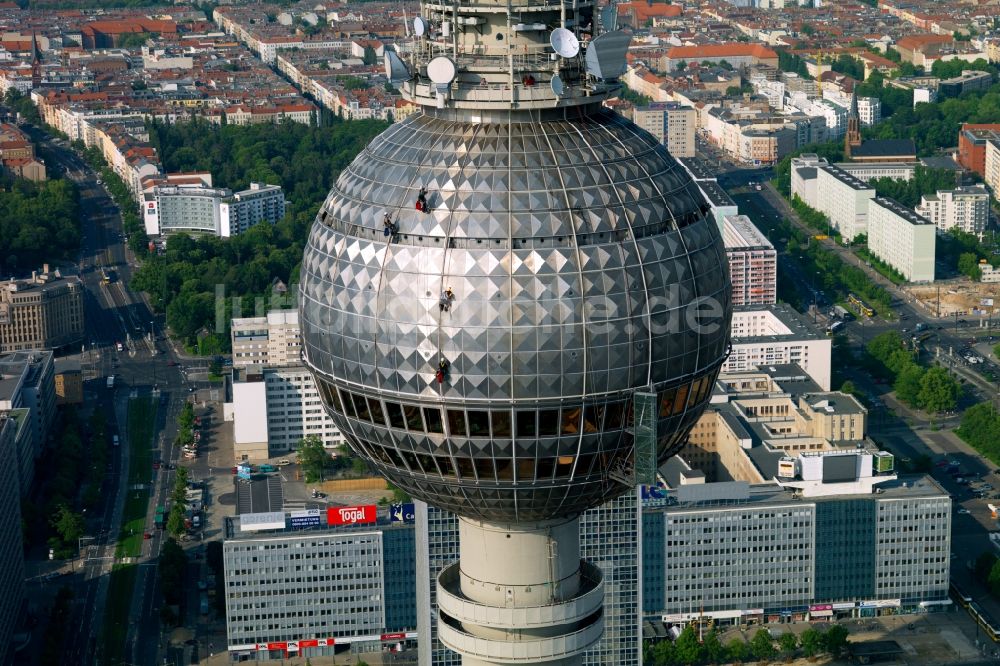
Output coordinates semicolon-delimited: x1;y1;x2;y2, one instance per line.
299;0;732;663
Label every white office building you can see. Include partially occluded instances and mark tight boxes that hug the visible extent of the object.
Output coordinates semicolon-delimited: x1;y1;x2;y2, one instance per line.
228;365;344;460
231;310;302;369
723;215;777;306
868;197;936;283
915;187;990;238
726;305;832;390
143;182;285;237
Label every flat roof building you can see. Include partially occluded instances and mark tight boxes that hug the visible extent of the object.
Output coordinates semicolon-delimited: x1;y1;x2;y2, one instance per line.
0;350;55;494
868;197;936;283
816;164;875;242
633;102;696;158
228;364;343;460
0;268;84;353
231;309;302;369
223;512;416;661
642;367;950;625
916;187;989;238
726;305;832;390
143;182;285;237
723;215;776;307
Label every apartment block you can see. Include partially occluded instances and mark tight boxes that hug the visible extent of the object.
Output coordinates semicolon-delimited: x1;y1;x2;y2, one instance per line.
223;515;416;661
0;269;84;352
815;165;876;242
723;215;776;307
633;102;697;158
229;364;343;460
916;187;990;238
867;197;936;283
958;123;1000;178
231;309;302;369
143;182;285;237
726;305;832;390
791;156;877;241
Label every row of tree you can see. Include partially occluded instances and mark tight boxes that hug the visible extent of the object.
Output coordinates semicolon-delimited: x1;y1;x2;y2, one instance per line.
166;466;191;538
644;624;849;666
866;331;961;413
159;537;188;625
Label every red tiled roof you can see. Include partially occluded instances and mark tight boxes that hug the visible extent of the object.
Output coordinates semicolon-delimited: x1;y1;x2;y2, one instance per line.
667;43;777;60
896;34;952;50
618;1;682;20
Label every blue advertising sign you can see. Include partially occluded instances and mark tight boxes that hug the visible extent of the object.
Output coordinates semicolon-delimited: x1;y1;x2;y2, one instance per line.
237;464;252;481
290;509;321;528
390;503;415;524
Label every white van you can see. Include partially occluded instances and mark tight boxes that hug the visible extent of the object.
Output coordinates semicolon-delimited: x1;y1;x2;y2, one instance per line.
112;435;119;447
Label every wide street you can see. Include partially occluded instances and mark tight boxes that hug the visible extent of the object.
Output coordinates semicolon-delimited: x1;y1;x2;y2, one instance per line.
31;135;206;665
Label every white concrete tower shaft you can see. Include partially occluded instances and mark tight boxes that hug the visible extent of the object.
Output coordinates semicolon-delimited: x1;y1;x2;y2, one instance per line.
436;518;605;664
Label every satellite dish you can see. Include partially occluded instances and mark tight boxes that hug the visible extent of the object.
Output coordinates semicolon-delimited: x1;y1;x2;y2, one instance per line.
550;74;564;96
427;56;457;84
384;51;410;82
550;28;580;58
585;30;632;79
413;16;427;37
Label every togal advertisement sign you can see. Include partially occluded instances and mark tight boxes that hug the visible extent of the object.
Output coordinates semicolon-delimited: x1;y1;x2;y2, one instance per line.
327;504;376;526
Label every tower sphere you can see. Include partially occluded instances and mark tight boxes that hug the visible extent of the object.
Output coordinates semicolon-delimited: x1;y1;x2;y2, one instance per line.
299;102;731;522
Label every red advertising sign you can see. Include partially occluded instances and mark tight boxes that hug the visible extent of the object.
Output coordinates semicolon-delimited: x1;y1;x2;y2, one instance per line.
299;639;319;648
380;632;406;641
327;504;376;526
266;642;288;651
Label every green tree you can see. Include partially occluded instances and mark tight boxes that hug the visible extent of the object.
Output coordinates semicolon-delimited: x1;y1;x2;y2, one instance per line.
298;434;330;483
726;637;751;663
893;364;924;406
823;624;849;657
673;625;704;664
703;629;726;663
800;626;824;657
750;629;776;661
839;379;858;397
958;252;983;281
917;366;959;413
988;559;1000;597
648;639;675;665
957;403;1000;463
51;505;85;548
778;631;799;657
974;552;997;584
675;60;687;71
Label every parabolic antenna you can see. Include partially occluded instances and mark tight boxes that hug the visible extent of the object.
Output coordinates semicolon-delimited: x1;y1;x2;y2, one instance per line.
585;30;632;79
413;16;427;37
384;51;410;82
427;56;457;85
550;74;564;96
550;28;580;58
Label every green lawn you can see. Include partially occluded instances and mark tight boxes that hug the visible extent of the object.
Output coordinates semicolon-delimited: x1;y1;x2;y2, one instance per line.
100;563;137;666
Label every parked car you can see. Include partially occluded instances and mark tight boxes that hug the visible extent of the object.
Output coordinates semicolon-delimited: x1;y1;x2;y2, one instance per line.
276;459;292;466
958;508;971;515
259;464;277;473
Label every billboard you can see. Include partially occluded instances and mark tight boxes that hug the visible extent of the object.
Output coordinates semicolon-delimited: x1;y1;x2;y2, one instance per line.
822;454;857;483
390;503;415;524
239;511;286;532
327;504;376;526
237;463;252;481
290;509;322;528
